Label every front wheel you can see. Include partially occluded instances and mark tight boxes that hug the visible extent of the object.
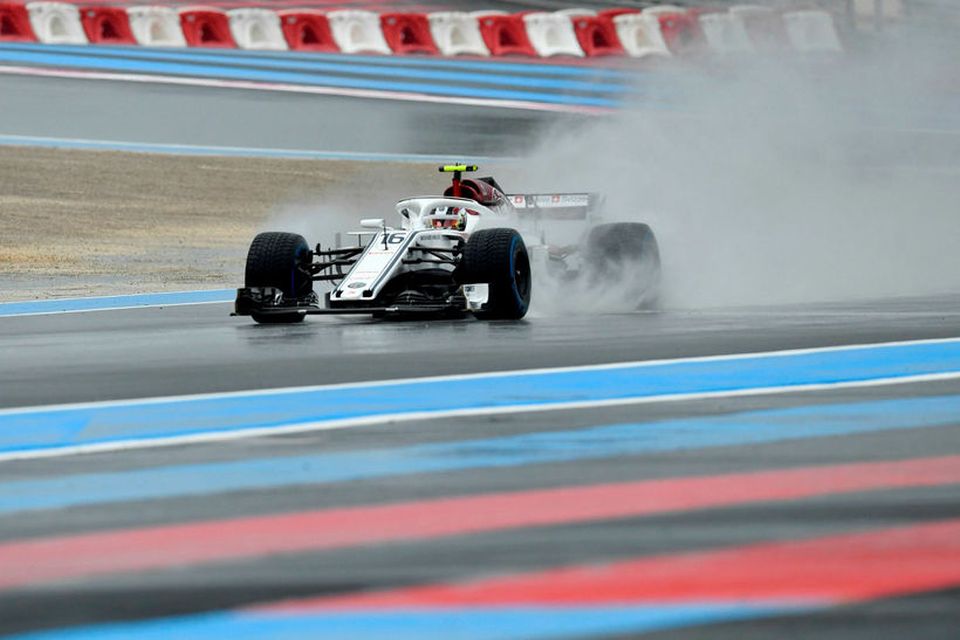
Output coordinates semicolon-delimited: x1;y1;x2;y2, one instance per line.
460;228;531;320
244;231;313;324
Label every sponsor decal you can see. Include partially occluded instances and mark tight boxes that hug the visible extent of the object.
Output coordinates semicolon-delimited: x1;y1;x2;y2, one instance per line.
347;282;366;289
533;194;590;208
464;283;490;309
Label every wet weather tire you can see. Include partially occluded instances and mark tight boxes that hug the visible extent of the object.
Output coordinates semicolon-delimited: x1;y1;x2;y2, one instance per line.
244;231;312;324
461;228;531;320
585;222;661;309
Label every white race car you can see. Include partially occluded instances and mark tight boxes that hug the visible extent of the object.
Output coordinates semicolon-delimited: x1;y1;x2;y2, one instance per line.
234;164;659;323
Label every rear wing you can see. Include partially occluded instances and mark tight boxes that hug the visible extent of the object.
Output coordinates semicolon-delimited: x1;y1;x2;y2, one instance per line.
506;193;601;220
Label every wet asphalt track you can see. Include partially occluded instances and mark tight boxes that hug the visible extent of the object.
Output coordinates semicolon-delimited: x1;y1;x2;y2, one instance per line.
0;73;575;157
3;47;960;638
4;296;960;408
2;67;959;165
1;295;960;638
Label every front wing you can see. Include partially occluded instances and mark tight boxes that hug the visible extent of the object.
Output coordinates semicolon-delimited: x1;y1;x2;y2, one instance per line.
233;286;469;318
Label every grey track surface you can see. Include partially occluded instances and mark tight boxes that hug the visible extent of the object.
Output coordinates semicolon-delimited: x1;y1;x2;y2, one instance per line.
3;73;958;167
2;295;960;637
3;295;960;408
0;75;571;156
3;54;960;638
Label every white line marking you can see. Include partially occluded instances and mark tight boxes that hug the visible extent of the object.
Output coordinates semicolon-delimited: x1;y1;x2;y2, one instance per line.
0;133;516;163
3;335;959;417
0;65;611;115
0;288;230;305
0;300;231;319
0;288;236;317
3;370;960;462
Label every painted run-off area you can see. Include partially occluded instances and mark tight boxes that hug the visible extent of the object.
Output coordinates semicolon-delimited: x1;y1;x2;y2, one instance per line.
2;454;957;590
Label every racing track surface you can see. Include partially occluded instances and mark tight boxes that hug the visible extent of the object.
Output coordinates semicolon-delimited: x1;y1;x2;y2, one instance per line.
0;70;581;158
2;58;958;165
3;39;960;638
1;295;960;638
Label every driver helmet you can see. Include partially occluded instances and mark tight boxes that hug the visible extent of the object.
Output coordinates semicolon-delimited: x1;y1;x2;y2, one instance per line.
432;206;466;231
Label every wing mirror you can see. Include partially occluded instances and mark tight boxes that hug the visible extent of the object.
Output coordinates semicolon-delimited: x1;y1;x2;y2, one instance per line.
360;218;385;229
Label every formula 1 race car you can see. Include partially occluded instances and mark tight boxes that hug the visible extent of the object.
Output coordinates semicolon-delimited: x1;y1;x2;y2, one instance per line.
234;164;660;323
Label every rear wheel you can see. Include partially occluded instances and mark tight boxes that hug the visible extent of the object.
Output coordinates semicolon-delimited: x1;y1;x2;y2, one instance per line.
460;228;531;320
585;223;661;308
244;231;313;324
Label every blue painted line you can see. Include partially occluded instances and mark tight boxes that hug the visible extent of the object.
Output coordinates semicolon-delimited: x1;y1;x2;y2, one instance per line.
0;43;635;80
7;604;801;640
0;289;234;317
3;394;960;515
0;135;511;163
0;49;621;107
3;338;960;458
0;43;634;94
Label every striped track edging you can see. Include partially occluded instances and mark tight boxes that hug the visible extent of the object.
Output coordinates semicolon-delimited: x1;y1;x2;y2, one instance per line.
2;454;957;591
